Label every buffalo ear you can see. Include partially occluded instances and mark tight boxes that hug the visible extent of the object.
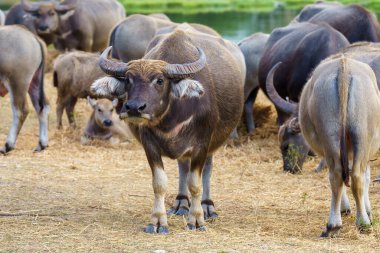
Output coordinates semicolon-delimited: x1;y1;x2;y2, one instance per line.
91;76;125;97
87;96;97;109
112;98;118;108
171;79;204;98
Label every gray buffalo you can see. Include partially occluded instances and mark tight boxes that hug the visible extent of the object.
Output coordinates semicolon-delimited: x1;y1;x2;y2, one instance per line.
0;25;49;153
238;32;269;134
53;51;105;129
299;56;380;237
109;14;220;62
92;28;244;234
21;0;125;52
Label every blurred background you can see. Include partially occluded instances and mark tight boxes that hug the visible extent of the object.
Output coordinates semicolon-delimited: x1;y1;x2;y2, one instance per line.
1;0;378;42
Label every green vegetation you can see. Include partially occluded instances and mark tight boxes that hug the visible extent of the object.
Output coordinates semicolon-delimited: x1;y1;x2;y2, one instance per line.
118;0;380;14
2;0;380;14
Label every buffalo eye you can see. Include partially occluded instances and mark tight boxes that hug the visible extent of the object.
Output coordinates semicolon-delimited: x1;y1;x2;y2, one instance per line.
98;108;102;113
33;12;41;17
156;79;164;85
111;109;114;113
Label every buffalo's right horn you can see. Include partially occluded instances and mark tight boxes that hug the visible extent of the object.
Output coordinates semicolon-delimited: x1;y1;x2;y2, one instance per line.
165;47;206;78
266;62;297;114
99;46;128;77
54;1;76;12
21;0;39;12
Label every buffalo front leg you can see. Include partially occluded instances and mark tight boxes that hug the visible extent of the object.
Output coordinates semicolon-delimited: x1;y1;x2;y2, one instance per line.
65;96;78;129
143;144;169;234
244;88;259;135
202;156;218;220
187;148;208;231
167;159;190;216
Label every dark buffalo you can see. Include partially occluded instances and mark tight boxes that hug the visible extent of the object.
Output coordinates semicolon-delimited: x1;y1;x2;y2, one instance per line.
258;22;349;172
92;28;244;234
20;0;125;52
109;14;220;62
294;1;380;43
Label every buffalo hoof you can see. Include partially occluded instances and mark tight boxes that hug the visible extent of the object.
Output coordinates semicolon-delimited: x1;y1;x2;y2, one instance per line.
145;224;169;234
358;223;372;234
341;209;351;216
187;223;196;231
202;199;218;220
34;142;47;152
320;224;342;238
167;195;190;216
0;143;13;155
186;223;207;231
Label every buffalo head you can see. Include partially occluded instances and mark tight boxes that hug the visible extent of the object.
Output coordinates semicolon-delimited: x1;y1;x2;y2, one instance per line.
92;46;206;126
21;0;75;34
88;97;118;129
266;62;310;173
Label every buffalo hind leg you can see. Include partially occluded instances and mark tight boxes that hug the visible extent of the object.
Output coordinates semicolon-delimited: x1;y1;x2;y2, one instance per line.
364;166;371;221
0;89;29;154
321;160;344;237
352;162;371;232
187;147;208;231
167;159;190;216
202;156;218;220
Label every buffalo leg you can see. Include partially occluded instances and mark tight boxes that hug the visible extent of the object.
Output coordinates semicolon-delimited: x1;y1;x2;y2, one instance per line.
321;161;344;237
244;88;259;135
0;88;29;154
167;159;190;216
340;185;351;215
352;162;371;231
56;95;69;129
202;156;218;220
65;96;78;129
364;166;371;220
143;144;169;234
187;147;208;231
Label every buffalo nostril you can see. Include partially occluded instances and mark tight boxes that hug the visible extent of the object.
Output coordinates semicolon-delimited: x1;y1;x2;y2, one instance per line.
103;120;112;127
39;26;48;31
125;104;130;110
138;104;146;112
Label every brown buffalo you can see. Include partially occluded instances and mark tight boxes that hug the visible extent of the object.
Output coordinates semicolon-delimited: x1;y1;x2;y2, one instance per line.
21;0;125;52
92;28;244;234
53;51;106;129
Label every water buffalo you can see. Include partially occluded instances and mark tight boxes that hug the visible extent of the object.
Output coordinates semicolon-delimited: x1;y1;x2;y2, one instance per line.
299;56;380;237
53;51;105;129
109;14;220;62
0;25;49;153
81;97;130;145
92;28;244;234
258;22;349;172
294;1;380;43
21;0;125;52
238;32;269;134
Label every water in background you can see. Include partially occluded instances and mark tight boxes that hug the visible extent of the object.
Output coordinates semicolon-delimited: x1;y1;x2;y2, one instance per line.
168;10;298;42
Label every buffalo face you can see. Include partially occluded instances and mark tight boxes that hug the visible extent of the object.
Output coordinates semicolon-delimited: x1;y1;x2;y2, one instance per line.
92;46;206;126
21;0;75;35
88;97;118;129
278;117;309;173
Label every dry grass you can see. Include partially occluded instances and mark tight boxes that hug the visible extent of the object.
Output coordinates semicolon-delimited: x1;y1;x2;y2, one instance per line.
0;65;379;252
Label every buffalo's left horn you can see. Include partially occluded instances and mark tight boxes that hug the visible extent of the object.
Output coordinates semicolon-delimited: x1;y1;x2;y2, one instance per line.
99;46;129;77
266;62;297;114
165;47;206;78
54;1;76;12
21;0;39;12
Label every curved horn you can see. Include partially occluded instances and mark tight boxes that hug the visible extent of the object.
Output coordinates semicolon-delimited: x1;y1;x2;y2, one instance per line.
266;62;297;114
165;47;206;78
54;2;76;12
21;0;39;12
99;46;128;77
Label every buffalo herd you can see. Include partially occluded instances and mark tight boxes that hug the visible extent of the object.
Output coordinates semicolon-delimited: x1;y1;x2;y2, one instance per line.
0;0;380;237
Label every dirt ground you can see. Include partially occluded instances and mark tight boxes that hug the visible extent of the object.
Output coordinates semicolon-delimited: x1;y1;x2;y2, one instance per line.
0;65;379;252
